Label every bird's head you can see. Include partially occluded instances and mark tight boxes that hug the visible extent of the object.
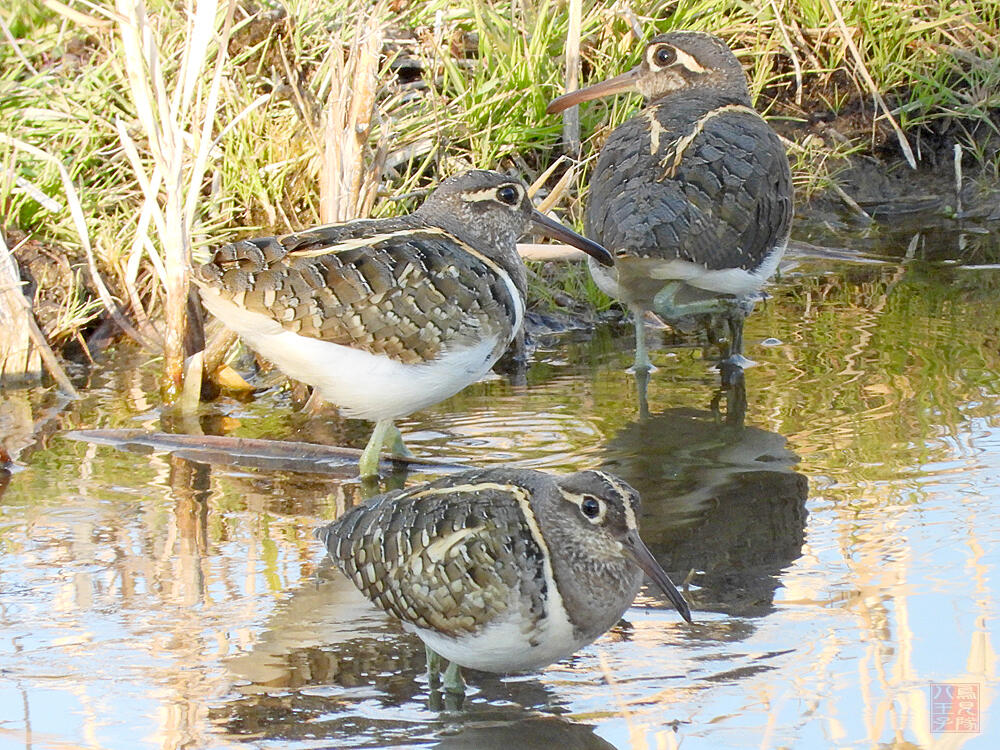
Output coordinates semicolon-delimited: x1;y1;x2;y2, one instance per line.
547;31;750;112
414;170;612;269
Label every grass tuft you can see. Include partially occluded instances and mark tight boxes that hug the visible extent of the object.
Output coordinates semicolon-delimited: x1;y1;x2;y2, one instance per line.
1;0;997;362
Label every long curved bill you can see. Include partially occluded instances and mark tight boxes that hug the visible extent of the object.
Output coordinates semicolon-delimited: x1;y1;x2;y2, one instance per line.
622;530;693;623
529;209;614;267
546;68;641;114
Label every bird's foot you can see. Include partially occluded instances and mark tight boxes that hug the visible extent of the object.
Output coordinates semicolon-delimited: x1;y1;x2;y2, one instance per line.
625;361;657;375
652;282;747;320
716;353;755;372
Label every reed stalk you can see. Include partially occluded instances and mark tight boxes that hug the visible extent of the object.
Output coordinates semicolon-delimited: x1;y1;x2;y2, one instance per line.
319;7;388;223
112;0;236;400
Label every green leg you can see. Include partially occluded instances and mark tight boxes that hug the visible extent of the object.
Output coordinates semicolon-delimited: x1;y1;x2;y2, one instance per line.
653;283;752;371
653;281;750;320
359;419;393;479
387;424;412;458
442;660;465;696
425;645;442;690
630;312;652;374
718;314;753;373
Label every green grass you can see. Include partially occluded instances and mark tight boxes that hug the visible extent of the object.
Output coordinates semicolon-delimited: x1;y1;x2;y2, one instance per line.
1;0;998;345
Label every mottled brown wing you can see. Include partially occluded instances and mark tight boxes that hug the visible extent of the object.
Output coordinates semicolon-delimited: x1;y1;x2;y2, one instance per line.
317;477;548;636
196;222;519;364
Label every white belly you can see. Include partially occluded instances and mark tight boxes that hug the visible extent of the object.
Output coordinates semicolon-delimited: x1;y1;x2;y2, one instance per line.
590;237;788;304
200;287;502;422
411;597;583;673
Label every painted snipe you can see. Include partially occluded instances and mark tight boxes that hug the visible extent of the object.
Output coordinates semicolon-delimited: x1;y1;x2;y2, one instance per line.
548;31;792;378
195;171;613;478
316;467;692;694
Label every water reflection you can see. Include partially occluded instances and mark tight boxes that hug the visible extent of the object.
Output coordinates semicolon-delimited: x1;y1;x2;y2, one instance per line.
431;715;618;750
601;386;808;618
213;559;616;747
4;240;1000;748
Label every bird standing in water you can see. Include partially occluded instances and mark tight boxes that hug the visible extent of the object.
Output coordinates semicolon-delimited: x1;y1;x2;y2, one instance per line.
548;31;792;384
316;467;692;696
195;171;612;478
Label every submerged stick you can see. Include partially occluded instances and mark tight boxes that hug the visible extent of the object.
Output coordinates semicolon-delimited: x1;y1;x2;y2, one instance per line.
64;430;467;476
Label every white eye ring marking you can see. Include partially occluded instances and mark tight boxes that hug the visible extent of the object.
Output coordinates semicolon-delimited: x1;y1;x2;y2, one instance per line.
560;490;608;524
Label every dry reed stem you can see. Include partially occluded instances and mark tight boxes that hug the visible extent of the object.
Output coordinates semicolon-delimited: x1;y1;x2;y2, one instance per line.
0;14;39;76
114;0;236;398
529;155;569;196
0;236;40;379
535;166;576;214
516;242;591;261
561;0;582;154
39;0;113;29
320;11;386;223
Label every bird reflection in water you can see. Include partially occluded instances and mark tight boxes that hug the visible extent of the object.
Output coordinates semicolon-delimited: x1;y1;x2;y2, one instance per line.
214;560;621;746
602;379;808;618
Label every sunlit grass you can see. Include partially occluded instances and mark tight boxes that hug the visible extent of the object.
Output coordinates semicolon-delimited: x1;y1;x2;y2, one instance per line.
1;0;997;349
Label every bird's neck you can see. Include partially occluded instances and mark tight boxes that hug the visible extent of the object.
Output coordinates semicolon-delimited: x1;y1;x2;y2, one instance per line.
537;521;643;641
648;85;753;115
415;211;527;301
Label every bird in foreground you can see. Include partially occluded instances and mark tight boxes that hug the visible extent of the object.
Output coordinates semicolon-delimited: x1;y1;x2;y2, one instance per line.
195;171;613;478
316;467;692;695
548;31;792;379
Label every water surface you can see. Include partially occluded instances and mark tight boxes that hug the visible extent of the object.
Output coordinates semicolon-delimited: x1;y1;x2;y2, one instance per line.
1;224;998;748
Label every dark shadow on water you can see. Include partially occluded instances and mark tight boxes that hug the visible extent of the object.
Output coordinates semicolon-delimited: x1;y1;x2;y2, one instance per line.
600;389;808;618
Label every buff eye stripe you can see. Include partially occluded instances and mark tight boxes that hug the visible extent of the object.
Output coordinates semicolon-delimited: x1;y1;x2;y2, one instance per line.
675;48;706;73
287;228;453;258
460;185;524;203
589;471;638;530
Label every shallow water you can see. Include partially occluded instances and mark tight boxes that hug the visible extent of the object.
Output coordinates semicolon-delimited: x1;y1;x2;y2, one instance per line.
1;224;999;749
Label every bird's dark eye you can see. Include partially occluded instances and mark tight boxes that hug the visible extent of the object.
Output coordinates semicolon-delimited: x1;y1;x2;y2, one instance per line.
580;495;602;519
496;185;520;205
653;45;677;67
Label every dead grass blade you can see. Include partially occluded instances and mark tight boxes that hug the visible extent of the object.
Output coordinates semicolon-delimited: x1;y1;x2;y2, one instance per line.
825;0;917;169
319;9;386;222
